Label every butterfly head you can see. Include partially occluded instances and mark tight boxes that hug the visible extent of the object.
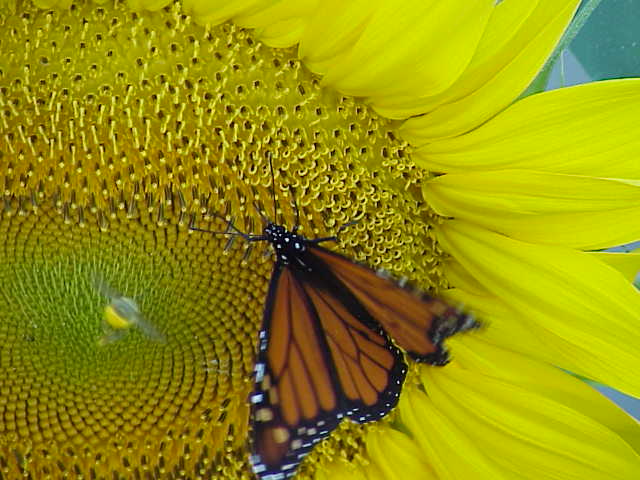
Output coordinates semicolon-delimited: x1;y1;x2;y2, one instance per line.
263;223;307;267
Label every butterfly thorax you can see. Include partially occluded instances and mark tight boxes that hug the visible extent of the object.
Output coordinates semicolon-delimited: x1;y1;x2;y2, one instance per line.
263;223;308;267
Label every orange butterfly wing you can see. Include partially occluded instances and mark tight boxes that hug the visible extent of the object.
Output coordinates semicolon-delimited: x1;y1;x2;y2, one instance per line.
250;264;407;478
307;246;478;364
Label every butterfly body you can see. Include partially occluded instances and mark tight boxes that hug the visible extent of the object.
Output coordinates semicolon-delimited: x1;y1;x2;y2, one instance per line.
246;221;478;479
262;223;310;269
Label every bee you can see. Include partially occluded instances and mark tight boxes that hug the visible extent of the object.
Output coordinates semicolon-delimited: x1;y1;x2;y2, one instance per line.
93;275;166;345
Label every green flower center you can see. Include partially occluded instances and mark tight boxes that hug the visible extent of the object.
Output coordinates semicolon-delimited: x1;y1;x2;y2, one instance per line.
0;1;443;478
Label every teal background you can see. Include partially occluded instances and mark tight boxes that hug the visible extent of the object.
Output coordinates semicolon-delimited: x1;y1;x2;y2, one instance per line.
572;0;640;80
547;0;640;88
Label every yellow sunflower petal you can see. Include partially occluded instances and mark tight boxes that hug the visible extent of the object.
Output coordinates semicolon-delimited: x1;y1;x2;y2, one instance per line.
449;338;640;456
317;0;494;105
363;463;389;480
445;257;638;380
365;428;437;480
447;283;640;415
314;461;368;480
399;0;580;136
400;385;508;479
298;0;375;75
381;0;576;120
183;0;270;25
441;258;490;297
447;283;640;452
589;252;640;283
440;259;548;360
437;220;640;397
234;0;319;48
126;0;172;11
443;263;587;370
424;170;640;250
444;286;557;366
421;338;640;478
185;0;318;47
409;79;640;175
440;264;556;362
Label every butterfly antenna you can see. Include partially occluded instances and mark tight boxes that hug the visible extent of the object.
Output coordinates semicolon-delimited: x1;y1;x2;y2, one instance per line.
310;219;360;244
336;220;359;235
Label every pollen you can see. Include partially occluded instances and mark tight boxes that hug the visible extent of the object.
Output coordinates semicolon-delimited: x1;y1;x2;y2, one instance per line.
0;1;448;479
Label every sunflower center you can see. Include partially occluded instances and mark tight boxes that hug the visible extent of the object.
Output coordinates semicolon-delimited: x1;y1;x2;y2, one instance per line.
0;1;442;478
1;2;417;234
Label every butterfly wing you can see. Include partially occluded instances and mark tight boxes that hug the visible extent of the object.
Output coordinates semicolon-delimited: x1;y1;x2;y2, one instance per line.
93;274;122;300
250;263;407;479
97;326;127;346
133;314;167;343
306;245;479;364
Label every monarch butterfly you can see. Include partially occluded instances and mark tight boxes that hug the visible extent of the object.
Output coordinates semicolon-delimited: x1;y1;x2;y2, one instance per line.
192;165;479;479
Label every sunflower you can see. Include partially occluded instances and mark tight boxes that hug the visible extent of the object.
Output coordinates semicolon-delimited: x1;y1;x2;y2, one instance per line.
1;1;639;479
